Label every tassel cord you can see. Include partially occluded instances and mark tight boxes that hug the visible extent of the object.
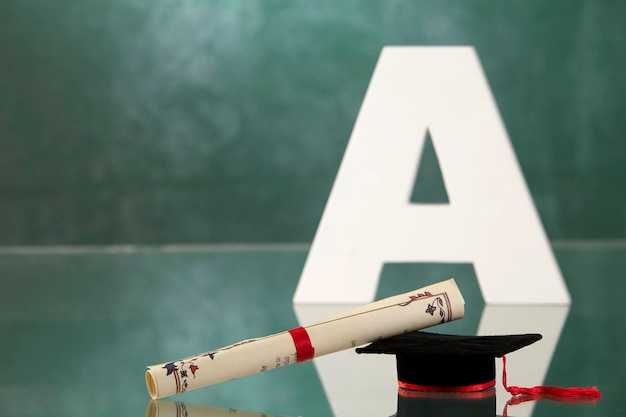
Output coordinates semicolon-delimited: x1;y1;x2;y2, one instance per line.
501;355;602;399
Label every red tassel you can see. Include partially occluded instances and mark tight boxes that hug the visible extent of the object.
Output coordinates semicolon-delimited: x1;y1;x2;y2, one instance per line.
501;356;601;417
502;355;602;399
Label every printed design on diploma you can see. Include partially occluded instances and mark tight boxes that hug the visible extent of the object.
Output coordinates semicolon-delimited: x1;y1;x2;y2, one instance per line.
199;338;259;361
162;359;200;394
162;339;263;395
398;291;453;324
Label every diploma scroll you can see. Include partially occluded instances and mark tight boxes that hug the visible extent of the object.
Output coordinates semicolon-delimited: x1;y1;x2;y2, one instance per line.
146;278;464;399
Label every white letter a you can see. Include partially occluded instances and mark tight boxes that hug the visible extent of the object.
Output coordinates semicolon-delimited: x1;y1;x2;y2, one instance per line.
294;47;570;305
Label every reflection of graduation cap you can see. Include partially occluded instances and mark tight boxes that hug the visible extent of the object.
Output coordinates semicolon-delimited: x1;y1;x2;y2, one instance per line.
356;331;542;393
395;390;497;417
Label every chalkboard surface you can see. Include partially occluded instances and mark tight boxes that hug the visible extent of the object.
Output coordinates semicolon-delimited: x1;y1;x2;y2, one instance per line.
1;0;624;245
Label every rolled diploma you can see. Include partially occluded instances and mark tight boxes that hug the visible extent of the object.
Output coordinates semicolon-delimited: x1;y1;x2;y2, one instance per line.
146;278;464;399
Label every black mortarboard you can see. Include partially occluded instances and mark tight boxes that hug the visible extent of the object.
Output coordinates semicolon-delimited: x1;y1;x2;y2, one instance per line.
356;331;542;392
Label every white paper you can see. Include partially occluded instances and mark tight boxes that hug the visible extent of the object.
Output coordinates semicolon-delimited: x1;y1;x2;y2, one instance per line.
146;278;464;399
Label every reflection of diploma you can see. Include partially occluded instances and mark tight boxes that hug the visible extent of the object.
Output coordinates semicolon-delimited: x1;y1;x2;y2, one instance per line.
147;401;289;417
146;279;464;399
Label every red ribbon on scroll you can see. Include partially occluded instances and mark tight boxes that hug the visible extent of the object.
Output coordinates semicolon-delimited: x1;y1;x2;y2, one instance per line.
288;327;315;362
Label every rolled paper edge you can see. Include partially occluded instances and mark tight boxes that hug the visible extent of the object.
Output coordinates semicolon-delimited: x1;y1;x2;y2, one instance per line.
146;369;158;400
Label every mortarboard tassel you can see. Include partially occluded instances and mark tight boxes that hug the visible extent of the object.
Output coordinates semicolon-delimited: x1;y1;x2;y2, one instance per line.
501;355;602;399
501;355;601;417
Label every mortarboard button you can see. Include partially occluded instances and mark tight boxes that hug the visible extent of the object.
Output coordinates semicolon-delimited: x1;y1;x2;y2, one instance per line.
356;331;542;393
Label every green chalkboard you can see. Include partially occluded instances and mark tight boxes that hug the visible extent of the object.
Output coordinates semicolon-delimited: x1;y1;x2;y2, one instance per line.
1;0;624;245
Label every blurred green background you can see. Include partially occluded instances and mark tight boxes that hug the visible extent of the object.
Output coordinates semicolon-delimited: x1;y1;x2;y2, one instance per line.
1;0;624;246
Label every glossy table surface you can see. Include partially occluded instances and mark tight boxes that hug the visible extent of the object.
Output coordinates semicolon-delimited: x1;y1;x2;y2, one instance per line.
0;242;624;417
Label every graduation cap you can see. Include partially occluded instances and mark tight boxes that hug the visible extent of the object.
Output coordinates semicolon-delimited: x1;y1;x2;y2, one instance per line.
356;331;601;400
357;331;541;393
